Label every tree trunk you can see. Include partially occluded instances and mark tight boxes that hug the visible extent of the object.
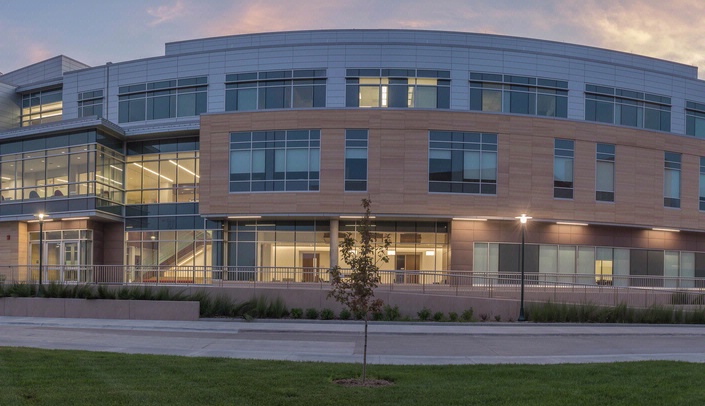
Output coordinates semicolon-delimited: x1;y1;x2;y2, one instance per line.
363;313;368;383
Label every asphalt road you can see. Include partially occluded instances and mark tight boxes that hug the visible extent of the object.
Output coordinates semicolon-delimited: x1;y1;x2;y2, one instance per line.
1;316;704;365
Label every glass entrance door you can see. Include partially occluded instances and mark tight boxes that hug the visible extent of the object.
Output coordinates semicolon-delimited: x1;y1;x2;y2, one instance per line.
28;230;93;283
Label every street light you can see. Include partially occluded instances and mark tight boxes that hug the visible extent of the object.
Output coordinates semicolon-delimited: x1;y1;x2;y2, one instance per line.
515;213;532;321
34;213;47;286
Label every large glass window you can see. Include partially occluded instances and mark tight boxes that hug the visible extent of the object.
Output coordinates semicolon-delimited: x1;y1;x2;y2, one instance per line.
470;73;568;118
118;77;207;123
345;129;368;191
225;70;326;111
429;131;497;194
125;138;199;205
21;89;63;127
78;90;103;118
229;130;320;192
554;139;574;199
346;69;450;109
596;143;615;202
686;101;705;139
664;151;681;208
0;131;123;205
585;85;671;131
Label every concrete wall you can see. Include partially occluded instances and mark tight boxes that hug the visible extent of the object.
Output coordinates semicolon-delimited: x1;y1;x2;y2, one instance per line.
0;297;199;320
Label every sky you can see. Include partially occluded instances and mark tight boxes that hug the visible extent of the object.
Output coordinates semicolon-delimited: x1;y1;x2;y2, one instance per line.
2;0;705;78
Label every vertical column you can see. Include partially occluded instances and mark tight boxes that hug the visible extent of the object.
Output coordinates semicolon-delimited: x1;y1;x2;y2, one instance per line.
329;218;339;268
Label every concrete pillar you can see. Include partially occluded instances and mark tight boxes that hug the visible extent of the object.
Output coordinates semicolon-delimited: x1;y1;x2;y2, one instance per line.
329;219;339;268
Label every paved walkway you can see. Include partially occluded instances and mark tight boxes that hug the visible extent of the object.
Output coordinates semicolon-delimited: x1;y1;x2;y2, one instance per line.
1;316;704;365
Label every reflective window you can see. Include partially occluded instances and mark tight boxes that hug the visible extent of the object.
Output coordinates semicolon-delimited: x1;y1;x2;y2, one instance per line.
664;151;681;208
554;139;574;199
345;129;368;191
428;131;497;194
78;90;103;118
596;143;615;202
346;69;450;109
118;77;207;123
225;70;326;111
585;85;671;131
21;89;63;127
686;101;705;139
470;73;568;118
229;130;320;192
0;140;123;204
125;148;199;205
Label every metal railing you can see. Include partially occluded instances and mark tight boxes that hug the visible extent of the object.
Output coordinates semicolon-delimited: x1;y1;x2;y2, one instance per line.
3;265;705;308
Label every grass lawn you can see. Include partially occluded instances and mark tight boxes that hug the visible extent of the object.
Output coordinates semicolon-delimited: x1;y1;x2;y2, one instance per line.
0;348;703;405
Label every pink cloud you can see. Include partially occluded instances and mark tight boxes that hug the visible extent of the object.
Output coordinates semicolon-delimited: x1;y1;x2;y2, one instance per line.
147;0;187;26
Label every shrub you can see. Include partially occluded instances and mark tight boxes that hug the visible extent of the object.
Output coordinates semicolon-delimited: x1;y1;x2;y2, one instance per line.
433;311;445;322
417;307;432;321
479;313;489;322
448;311;459;322
372;310;384;321
494;315;501;322
383;305;401;321
290;308;303;319
339;308;351;320
267;297;289;318
460;308;474;322
305;308;319;320
320;308;335;320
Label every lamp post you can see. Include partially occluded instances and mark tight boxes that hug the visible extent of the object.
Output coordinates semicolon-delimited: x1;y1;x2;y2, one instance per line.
35;213;47;286
515;213;532;322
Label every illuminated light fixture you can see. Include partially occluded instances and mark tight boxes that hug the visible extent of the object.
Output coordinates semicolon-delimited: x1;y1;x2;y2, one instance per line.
515;213;532;224
245;223;275;227
55;178;68;183
652;227;680;232
110;165;123;172
132;163;173;182
28;218;54;223
452;217;487;221
1;177;10;181
556;222;588;226
228;215;261;219
425;250;435;256
340;215;376;219
169;160;200;178
387;250;396;255
96;174;123;186
62;217;90;221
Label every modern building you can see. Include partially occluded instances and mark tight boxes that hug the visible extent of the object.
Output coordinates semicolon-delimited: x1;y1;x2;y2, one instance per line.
2;29;705;287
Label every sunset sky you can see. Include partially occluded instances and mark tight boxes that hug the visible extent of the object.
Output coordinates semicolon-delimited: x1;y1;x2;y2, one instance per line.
2;0;704;78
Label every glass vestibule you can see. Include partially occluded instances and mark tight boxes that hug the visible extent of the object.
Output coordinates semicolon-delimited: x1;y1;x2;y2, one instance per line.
29;230;93;282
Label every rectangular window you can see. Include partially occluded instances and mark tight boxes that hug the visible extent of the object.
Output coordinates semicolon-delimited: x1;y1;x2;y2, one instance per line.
700;157;705;211
554;139;574;199
470;73;568;118
78;90;104;118
428;131;497;194
686;101;705;139
229;130;320;192
225;70;326;111
585;85;671;131
21;89;63;127
345;129;368;191
346;69;450;109
118;77;207;123
664;151;681;208
596;143;615;202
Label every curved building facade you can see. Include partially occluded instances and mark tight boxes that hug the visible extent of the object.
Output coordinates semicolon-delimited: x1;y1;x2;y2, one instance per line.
2;29;705;286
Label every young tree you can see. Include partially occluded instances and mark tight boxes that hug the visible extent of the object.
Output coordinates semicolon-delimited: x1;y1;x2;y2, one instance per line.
329;198;390;383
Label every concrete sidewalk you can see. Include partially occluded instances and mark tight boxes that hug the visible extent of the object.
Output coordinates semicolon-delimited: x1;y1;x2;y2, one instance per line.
1;316;704;365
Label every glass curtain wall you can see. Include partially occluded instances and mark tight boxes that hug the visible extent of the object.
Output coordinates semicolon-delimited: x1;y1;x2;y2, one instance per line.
126;151;199;204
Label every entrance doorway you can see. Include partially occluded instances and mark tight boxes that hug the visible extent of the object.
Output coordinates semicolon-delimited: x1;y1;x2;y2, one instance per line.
29;230;93;283
302;253;320;282
395;254;420;284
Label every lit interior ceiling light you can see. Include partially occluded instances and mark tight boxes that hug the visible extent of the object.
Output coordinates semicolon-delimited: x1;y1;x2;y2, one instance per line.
110;165;123;172
169;160;200;178
133;163;173;182
652;227;680;232
556;222;588;226
96;174;123;186
425;250;435;256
